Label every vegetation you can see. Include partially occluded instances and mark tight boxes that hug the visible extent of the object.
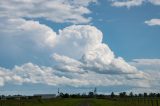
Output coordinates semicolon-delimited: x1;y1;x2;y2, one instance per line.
1;91;160;106
0;98;160;106
0;98;81;106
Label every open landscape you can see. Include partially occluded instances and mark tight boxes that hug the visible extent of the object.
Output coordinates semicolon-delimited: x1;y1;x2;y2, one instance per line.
1;91;160;106
0;0;160;106
1;98;160;106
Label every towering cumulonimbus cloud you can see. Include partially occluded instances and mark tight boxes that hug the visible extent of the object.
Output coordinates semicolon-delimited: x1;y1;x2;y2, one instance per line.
0;23;150;88
52;25;148;77
0;0;153;89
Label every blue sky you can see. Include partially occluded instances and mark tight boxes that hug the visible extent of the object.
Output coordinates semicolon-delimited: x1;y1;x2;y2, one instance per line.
0;0;160;95
91;1;160;60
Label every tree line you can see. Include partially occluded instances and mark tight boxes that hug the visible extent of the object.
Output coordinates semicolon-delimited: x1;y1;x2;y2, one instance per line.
58;91;160;98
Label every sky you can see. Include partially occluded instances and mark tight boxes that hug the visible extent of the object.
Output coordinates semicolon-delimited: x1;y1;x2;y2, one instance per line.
0;0;160;95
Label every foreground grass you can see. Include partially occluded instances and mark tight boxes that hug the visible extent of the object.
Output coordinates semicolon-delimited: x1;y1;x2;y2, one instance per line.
0;98;160;106
90;98;160;106
0;98;82;106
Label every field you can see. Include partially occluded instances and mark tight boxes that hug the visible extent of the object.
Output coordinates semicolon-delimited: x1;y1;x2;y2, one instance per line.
0;98;160;106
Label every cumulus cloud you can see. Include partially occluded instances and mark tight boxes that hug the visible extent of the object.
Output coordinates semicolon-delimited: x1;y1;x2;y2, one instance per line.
51;25;147;77
0;17;57;65
145;19;160;26
0;0;156;90
0;21;149;88
0;62;150;88
0;0;97;24
110;0;160;8
0;63;74;86
53;25;103;58
0;18;57;46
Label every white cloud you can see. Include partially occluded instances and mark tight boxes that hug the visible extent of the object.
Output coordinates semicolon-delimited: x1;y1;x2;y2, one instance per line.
54;25;103;58
130;59;160;76
145;19;160;26
0;21;103;59
52;53;85;73
130;59;160;88
0;0;97;24
130;59;160;66
111;0;144;8
0;62;150;88
149;0;160;5
0;18;57;51
0;0;157;91
51;25;146;77
110;0;160;7
126;87;160;94
0;20;150;88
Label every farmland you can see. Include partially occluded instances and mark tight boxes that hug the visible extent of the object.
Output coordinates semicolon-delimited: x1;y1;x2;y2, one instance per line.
0;98;160;106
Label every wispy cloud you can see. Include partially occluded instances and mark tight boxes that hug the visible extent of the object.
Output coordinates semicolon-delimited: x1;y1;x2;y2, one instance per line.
145;19;160;26
111;0;144;8
110;0;160;8
130;59;160;88
149;0;160;5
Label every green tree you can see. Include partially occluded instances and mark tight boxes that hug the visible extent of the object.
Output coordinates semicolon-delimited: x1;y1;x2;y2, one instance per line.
111;92;115;98
129;92;133;97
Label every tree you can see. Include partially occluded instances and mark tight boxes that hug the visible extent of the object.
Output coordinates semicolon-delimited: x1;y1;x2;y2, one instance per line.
119;92;126;97
138;93;143;97
156;93;160;97
149;93;156;97
129;92;133;97
111;92;115;98
88;92;94;97
63;93;69;98
144;93;148;97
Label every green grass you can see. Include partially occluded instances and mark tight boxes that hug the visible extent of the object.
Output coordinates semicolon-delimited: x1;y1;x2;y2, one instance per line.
0;98;160;106
90;98;160;106
0;98;82;106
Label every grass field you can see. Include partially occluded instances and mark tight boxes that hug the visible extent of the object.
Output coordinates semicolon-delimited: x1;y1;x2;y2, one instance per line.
0;98;160;106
